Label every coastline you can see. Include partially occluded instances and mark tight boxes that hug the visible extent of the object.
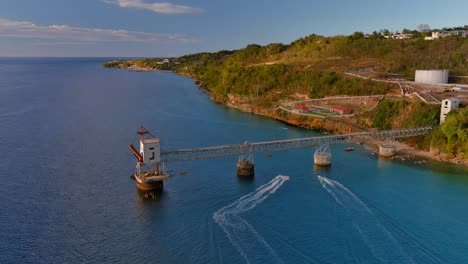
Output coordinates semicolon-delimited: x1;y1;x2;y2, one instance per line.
228;99;468;166
204;76;468;167
120;66;468;167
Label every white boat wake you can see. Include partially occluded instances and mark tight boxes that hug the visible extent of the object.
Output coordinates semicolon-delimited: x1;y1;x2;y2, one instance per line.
213;175;289;264
317;175;415;264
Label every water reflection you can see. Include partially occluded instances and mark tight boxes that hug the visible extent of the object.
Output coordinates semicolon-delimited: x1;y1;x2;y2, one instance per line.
376;151;468;186
388;153;468;178
237;174;255;184
313;164;332;172
136;189;164;202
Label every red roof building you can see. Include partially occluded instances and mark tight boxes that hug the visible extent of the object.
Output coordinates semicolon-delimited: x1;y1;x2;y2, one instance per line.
329;105;352;115
293;104;309;113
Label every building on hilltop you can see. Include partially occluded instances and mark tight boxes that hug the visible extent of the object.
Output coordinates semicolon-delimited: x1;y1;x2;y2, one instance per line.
425;30;468;40
384;34;412;39
440;98;460;124
394;34;412;39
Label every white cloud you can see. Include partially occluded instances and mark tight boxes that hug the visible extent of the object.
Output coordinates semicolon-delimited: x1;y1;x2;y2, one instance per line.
103;0;205;14
0;18;197;43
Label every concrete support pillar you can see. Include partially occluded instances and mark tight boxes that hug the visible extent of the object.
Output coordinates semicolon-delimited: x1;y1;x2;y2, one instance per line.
237;142;254;177
237;160;255;176
314;152;332;166
314;143;332;166
379;145;396;158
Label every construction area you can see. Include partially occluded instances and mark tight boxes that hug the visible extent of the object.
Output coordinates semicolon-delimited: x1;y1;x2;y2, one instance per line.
346;69;468;105
279;68;468;126
406;82;468;105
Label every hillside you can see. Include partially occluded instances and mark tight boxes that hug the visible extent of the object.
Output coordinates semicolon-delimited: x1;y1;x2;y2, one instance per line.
103;33;468;162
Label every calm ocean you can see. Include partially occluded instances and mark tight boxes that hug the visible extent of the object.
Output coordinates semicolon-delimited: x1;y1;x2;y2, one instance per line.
1;58;468;263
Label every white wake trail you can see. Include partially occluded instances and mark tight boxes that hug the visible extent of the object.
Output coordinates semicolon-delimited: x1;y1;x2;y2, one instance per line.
318;175;415;264
213;175;289;264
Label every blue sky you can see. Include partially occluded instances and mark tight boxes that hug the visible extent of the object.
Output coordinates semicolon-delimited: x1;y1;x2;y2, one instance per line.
0;0;466;57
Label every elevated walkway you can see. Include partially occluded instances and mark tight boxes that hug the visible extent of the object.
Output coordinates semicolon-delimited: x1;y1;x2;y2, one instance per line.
160;127;433;162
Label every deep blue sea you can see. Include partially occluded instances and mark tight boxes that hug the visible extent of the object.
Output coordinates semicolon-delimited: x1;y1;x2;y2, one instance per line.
1;58;468;264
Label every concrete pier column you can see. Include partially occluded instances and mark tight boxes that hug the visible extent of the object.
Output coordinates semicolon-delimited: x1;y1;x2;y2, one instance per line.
314;143;332;166
314;152;332;166
379;145;396;158
237;142;255;177
237;160;255;176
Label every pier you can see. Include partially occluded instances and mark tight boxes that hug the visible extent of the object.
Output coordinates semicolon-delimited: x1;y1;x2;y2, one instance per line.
159;127;433;172
131;126;433;191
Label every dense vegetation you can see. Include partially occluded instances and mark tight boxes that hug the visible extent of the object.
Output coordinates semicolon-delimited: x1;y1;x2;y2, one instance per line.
195;63;391;100
371;99;440;129
104;29;468;160
430;108;468;157
369;98;468;158
104;34;467;102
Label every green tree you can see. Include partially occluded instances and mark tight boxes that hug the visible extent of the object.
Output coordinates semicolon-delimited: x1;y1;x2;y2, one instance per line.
402;28;412;34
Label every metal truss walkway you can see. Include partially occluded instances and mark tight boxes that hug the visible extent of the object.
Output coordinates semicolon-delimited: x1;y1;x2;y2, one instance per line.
160;127;433;163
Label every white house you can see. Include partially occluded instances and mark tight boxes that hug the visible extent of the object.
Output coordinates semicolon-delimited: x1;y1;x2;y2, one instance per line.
394;34;412;39
440;98;460;124
425;30;468;40
384;34;412;39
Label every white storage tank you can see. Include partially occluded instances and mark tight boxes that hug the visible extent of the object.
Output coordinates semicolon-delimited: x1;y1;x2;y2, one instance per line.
415;70;449;84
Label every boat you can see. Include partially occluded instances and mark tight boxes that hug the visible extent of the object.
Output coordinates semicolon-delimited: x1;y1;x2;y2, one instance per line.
129;126;168;191
344;147;354;152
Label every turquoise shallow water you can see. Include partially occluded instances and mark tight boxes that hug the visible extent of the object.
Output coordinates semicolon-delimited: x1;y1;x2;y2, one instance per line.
1;58;468;263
